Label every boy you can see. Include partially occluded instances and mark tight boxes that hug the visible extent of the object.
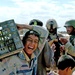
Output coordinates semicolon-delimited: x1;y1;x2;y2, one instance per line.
57;55;75;75
0;24;48;75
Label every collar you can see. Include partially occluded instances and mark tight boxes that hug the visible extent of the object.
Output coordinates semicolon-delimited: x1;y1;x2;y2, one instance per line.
18;50;36;62
23;51;35;62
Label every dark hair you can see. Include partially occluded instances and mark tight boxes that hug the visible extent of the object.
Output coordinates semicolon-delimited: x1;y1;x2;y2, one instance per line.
57;55;75;70
29;19;43;26
22;30;40;45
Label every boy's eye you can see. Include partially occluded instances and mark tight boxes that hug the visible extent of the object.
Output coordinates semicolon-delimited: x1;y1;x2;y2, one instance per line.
27;39;32;42
27;38;38;44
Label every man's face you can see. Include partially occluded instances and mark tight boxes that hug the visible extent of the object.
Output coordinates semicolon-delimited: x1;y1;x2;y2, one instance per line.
65;26;73;35
23;34;39;56
49;28;55;33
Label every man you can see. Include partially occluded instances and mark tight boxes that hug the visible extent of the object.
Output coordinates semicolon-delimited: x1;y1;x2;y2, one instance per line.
29;19;54;75
57;55;75;75
46;19;63;66
59;20;75;57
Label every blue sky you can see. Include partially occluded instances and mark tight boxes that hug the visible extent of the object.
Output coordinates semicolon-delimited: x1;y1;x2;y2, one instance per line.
0;0;75;31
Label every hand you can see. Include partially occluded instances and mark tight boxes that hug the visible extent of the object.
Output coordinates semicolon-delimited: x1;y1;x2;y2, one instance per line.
59;37;68;44
60;45;65;52
48;39;58;46
51;43;56;52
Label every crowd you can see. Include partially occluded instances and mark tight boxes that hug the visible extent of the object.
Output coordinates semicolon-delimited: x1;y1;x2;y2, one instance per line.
0;19;75;75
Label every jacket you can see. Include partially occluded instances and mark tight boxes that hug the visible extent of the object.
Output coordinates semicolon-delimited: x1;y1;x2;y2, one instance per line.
37;41;54;75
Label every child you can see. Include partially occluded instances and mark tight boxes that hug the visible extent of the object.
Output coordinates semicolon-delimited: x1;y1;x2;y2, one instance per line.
57;55;75;75
0;25;48;75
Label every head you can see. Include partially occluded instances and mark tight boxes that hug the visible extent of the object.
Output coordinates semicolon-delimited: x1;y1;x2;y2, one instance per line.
29;19;43;26
46;19;58;34
57;55;75;75
64;20;75;35
22;30;40;57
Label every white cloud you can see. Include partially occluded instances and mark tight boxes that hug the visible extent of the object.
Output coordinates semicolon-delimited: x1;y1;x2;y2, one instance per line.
0;0;75;31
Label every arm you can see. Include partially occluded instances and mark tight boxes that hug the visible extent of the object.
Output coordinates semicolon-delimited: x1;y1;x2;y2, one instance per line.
64;41;75;56
32;26;49;52
59;37;75;56
16;23;33;30
43;41;54;68
16;24;48;50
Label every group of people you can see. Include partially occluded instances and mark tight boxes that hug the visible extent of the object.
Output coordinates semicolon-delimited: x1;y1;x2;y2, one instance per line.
0;18;75;75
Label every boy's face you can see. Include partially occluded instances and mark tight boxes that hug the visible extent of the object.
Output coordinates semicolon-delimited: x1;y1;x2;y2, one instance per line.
23;34;39;56
58;69;66;75
58;67;71;75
